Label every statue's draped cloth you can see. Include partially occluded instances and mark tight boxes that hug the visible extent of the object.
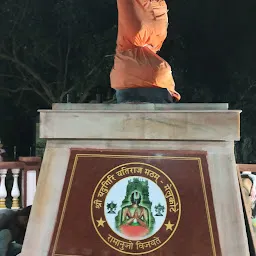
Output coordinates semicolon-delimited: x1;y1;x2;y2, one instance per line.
110;0;180;101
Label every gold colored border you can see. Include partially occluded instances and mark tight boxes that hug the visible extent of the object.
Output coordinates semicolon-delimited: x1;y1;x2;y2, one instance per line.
52;153;216;256
91;161;181;255
198;158;216;256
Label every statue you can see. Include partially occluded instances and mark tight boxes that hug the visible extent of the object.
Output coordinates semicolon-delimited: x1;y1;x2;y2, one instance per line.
110;0;181;103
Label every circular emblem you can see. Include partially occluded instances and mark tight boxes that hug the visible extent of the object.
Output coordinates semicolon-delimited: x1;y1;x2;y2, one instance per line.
91;162;181;255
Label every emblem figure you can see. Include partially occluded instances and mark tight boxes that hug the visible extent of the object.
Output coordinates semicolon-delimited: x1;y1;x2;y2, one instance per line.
115;178;155;239
121;191;149;236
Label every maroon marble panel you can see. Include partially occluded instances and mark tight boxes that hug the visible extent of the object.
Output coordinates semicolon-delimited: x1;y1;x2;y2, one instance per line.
49;149;221;256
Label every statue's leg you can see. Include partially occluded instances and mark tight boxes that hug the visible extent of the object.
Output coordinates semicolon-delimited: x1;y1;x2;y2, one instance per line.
116;88;173;103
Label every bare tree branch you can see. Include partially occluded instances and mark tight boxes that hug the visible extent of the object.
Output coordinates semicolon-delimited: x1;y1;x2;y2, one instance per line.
52;39;63;96
63;40;71;91
0;79;52;106
0;1;116;108
38;43;59;69
85;54;114;79
0;74;24;80
9;0;29;36
16;90;24;106
31;85;52;106
233;77;256;108
59;86;75;102
78;80;99;103
0;87;33;93
41;57;59;70
77;54;114;103
12;37;18;59
0;52;56;102
9;54;53;106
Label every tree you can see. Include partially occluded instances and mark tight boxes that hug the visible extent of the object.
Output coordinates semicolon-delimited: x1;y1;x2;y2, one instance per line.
0;0;117;107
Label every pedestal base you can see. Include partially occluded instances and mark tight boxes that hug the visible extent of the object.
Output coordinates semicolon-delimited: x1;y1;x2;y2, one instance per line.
21;104;249;256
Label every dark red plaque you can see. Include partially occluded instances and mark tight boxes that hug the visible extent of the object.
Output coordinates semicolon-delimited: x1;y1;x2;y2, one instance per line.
49;149;221;256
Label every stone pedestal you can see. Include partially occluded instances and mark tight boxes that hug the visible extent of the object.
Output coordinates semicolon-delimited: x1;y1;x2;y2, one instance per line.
21;103;249;256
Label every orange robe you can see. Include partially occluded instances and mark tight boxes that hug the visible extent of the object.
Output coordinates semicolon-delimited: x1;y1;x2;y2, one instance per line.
110;0;180;101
